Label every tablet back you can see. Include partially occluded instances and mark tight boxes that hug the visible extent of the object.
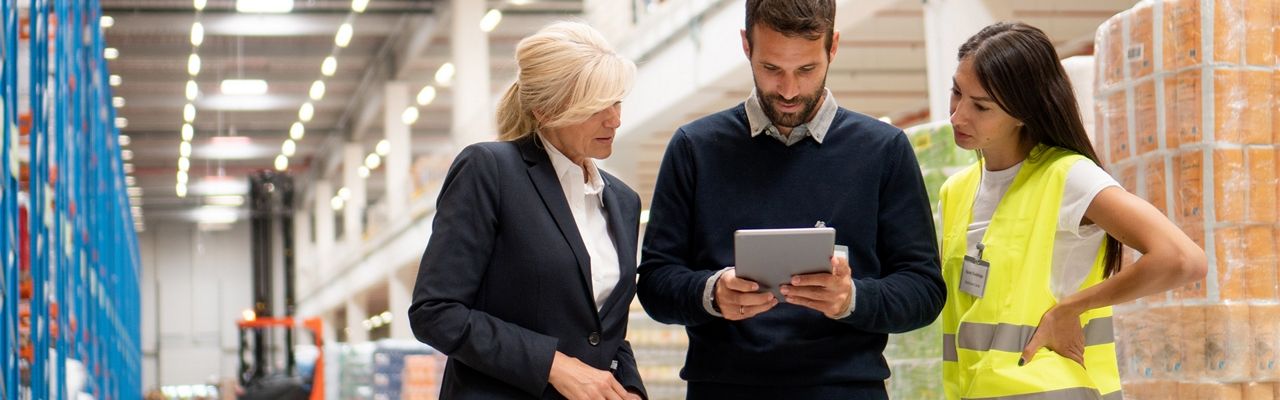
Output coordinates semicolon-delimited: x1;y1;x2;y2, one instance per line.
733;227;835;300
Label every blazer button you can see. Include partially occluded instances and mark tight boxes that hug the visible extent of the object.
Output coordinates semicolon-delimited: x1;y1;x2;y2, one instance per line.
588;332;601;346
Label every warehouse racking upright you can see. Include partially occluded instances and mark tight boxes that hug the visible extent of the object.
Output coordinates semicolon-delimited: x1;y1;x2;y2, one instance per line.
2;0;140;399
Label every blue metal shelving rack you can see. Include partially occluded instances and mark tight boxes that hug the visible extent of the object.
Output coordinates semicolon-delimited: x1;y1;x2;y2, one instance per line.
1;0;140;398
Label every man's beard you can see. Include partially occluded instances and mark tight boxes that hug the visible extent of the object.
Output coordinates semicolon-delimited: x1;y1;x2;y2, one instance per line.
756;79;825;129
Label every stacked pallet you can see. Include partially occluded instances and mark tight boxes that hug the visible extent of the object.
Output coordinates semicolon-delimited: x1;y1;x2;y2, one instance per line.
1094;1;1280;398
400;353;446;400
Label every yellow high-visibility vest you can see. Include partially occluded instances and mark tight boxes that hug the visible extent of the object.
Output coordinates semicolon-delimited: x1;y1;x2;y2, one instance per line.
939;145;1121;400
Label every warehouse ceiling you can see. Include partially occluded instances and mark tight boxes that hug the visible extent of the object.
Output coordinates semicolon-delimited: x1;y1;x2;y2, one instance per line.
104;0;1139;225
103;0;582;225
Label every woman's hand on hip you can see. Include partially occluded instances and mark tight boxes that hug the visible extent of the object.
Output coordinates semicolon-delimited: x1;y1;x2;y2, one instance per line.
1020;303;1086;367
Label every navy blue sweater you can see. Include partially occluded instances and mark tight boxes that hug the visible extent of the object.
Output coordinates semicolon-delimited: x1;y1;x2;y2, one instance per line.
637;104;945;389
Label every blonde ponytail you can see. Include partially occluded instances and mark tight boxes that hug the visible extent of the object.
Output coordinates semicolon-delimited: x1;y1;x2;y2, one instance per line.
497;81;538;141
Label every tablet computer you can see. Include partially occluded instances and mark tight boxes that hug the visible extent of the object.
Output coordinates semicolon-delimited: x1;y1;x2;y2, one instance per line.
734;227;836;299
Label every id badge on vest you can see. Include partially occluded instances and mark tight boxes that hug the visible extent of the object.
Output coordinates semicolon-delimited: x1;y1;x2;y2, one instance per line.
960;243;990;298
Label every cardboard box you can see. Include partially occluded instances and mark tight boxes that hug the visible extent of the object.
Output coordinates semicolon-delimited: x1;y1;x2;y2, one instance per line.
1245;226;1278;300
1214;148;1246;224
1135;81;1159;154
1205;303;1251;380
1216;227;1247;300
1249;304;1280;380
1248;147;1278;223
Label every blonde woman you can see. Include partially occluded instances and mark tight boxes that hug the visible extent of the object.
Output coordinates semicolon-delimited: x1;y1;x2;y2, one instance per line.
409;21;646;400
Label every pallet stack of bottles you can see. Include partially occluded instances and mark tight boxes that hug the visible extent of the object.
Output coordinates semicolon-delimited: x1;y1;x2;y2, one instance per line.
1094;0;1280;398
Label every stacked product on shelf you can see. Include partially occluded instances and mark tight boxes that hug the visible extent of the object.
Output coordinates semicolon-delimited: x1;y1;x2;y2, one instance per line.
1094;0;1280;398
370;339;435;400
338;343;375;400
625;299;689;400
400;353;446;400
885;121;977;399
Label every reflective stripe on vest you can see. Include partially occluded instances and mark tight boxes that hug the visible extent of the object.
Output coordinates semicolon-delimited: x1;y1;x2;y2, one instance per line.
963;387;1123;400
942;317;1114;361
939;145;1121;400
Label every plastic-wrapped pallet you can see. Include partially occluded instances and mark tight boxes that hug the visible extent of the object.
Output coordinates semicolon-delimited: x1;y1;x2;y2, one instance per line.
371;339;436;400
1093;1;1280;398
626;299;689;400
401;354;447;400
339;343;376;400
879;121;977;398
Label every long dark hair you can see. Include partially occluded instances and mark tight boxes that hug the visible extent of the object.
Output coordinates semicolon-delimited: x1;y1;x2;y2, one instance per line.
958;21;1123;278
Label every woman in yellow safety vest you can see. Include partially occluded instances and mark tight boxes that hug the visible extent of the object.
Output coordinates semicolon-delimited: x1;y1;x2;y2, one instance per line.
940;22;1207;400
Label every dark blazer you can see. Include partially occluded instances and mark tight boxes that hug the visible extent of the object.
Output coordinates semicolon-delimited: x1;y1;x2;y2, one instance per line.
409;135;646;399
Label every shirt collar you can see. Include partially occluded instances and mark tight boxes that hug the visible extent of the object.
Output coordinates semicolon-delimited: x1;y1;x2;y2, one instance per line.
745;88;839;144
538;134;606;196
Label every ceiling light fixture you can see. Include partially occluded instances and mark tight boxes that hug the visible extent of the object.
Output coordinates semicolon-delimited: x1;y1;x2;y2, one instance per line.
220;79;268;95
182;123;195;141
364;153;381;170
282;139;296;157
104;47;119;60
128;187;143;197
176;184;188;198
114;117;128;129
205;195;245;207
434;62;455;86
122;150;134;161
335;23;353;48
184;103;197;122
330;196;344;211
337;187;351;200
179;141;192;158
177;171;189;185
123;163;135;174
126;176;137;186
416;85;436;106
299;102;314;122
375;139;390;156
480;9;502;33
321;56;337;76
289;122;305;140
194;206;239;225
401;106;419;125
179;157;190;171
236;0;294;13
352;0;369;13
186;80;199;100
119;135;131;146
358;166;370;178
109;74;122;86
187;53;201;76
100;15;114;28
113;96;126;108
191;22;204;46
194;0;207;11
309;80;325;100
274;155;289;171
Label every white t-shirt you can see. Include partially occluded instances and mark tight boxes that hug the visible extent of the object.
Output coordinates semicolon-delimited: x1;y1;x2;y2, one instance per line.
964;159;1120;301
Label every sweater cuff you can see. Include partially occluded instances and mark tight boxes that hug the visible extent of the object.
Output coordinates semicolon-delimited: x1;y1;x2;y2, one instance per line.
702;267;732;317
829;280;856;320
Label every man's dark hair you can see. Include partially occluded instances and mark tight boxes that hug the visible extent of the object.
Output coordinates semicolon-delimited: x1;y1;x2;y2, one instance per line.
745;0;836;52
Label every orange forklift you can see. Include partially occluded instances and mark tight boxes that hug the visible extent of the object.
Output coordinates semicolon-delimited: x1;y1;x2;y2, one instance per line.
235;172;324;400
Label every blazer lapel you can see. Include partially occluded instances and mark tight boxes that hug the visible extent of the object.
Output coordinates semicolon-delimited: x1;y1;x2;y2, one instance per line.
597;175;635;316
518;137;597;303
